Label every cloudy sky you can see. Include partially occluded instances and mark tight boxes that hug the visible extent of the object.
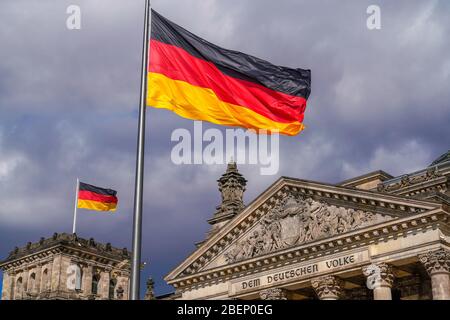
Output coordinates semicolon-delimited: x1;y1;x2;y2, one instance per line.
0;0;449;297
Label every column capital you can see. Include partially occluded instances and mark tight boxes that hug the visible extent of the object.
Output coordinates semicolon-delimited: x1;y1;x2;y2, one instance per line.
311;275;344;300
259;288;288;300
362;262;394;289
419;249;450;275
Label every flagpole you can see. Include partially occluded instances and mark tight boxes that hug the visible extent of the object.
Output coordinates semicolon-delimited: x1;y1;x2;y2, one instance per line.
72;178;80;234
130;0;150;300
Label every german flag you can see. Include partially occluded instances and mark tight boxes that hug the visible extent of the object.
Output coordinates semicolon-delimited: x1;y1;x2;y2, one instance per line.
147;10;311;136
77;182;118;212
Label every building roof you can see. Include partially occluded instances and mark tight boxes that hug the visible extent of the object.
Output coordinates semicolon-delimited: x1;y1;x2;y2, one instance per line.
430;150;450;166
337;170;393;188
0;232;130;268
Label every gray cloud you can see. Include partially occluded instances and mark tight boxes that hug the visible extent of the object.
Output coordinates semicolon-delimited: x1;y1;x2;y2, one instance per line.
0;0;449;296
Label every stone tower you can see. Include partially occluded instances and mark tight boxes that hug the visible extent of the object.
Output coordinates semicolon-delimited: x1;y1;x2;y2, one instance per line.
206;161;247;237
0;233;131;300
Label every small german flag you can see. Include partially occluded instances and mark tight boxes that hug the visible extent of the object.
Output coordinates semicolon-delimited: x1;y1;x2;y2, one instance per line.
77;182;118;212
148;10;311;136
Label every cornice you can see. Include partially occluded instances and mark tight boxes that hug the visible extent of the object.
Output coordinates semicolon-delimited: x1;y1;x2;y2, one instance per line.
378;164;449;197
0;244;130;272
388;177;447;198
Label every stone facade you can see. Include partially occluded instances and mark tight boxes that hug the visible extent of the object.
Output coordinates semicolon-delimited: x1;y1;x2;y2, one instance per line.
0;233;131;300
164;151;450;300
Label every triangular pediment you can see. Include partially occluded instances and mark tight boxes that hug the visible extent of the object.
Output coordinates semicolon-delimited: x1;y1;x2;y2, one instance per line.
204;194;392;270
165;177;439;283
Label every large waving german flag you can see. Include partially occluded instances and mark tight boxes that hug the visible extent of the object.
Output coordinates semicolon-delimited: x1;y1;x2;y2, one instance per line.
147;10;311;136
77;182;118;212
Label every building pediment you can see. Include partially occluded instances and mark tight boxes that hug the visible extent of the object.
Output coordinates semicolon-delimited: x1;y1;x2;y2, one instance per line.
211;194;392;268
165;177;440;288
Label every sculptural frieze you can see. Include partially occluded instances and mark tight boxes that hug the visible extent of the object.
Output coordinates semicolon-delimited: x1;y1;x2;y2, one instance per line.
224;195;391;263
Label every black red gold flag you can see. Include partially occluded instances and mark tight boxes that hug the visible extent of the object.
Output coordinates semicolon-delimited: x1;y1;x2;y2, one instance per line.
77;182;118;212
147;10;311;136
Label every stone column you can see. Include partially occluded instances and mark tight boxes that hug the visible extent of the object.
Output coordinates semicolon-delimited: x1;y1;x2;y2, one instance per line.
22;268;30;294
362;263;394;300
419;249;450;300
57;256;71;293
82;264;93;296
259;288;289;300
40;263;51;293
120;276;129;300
34;265;42;294
311;275;344;300
50;254;62;292
1;272;13;300
100;270;111;299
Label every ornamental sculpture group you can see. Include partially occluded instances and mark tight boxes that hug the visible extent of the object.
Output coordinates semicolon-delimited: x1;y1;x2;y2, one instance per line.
224;195;391;263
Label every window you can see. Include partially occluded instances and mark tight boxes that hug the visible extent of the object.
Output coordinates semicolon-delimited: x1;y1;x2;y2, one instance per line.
28;273;36;292
92;274;100;295
16;277;23;298
40;269;48;292
109;279;117;299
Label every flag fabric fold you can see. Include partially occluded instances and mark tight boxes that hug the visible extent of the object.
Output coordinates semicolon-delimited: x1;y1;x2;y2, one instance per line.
147;10;311;136
77;182;118;212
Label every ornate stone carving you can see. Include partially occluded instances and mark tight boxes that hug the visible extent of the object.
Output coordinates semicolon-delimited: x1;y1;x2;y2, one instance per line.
377;166;441;193
116;286;125;300
224;194;391;262
362;263;394;289
419;249;450;275
144;277;156;300
212;161;247;221
311;275;344;299
259;288;288;300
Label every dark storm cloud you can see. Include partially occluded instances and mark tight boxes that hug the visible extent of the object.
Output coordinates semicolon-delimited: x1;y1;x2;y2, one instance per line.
0;0;449;295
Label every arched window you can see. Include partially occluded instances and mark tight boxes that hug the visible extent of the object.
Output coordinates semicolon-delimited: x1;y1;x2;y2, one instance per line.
109;279;117;299
92;274;101;295
40;269;48;292
28;273;36;292
16;277;23;298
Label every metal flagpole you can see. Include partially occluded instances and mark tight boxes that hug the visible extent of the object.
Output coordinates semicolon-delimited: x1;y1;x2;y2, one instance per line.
72;178;80;234
130;0;150;300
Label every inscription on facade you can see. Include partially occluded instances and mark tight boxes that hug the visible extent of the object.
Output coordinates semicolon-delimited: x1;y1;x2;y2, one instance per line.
230;250;368;295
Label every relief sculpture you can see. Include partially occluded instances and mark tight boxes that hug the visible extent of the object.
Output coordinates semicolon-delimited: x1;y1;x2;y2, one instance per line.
224;195;391;263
